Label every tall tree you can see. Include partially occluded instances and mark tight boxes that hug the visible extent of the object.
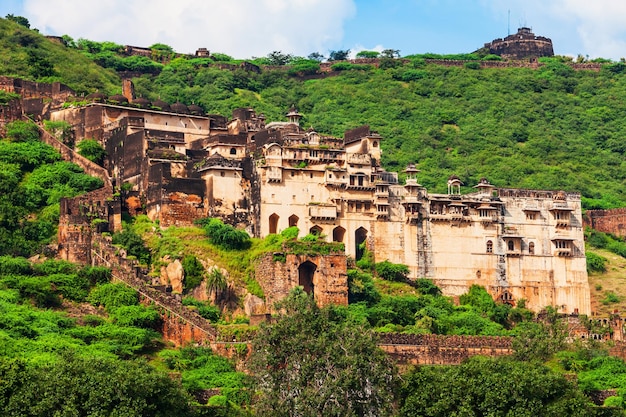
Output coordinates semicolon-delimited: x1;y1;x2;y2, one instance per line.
250;288;398;416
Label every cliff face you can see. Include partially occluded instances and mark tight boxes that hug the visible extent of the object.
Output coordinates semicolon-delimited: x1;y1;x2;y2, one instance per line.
487;27;554;60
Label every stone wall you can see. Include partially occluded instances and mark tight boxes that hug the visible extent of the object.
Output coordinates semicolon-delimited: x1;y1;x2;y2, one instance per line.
585;208;626;238
378;333;513;365
255;251;348;310
91;234;217;345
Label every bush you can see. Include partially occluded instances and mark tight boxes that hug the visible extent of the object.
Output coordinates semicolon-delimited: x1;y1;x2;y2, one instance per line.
77;139;106;164
375;260;410;282
110;305;162;329
587;252;607;273
182;297;221;322
88;283;138;312
182;255;204;290
6;120;39;142
202;218;251;250
112;226;151;264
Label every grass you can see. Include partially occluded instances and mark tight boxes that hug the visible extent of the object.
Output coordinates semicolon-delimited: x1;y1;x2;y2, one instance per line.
587;246;626;316
373;277;421;297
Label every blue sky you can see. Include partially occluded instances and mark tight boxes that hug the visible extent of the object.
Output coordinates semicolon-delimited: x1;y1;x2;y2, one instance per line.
1;0;625;60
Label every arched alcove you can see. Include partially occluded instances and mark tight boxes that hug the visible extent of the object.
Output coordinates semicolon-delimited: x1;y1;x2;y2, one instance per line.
288;214;299;228
310;225;323;236
333;226;346;242
355;227;368;261
269;213;279;234
298;261;317;296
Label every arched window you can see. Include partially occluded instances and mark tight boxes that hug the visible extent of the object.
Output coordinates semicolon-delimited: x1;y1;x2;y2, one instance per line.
332;226;346;242
269;213;279;234
230;147;237;155
486;240;493;253
310;225;323;236
529;242;535;255
288;214;299;227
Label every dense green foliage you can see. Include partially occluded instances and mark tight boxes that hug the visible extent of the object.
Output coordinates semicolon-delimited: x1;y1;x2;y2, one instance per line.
250;289;398;416
0;18;120;93
0;354;195;417
76;138;106;164
199;218;252;250
0;121;103;256
399;356;610;417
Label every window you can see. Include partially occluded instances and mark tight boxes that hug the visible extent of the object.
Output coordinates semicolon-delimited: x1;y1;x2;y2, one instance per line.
373;141;378;147
508;240;514;251
526;212;536;220
220;171;225;177
230;147;236;155
486;240;493;253
529;242;535;255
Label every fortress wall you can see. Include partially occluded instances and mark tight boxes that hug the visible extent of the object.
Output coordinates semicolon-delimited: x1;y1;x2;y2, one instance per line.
585;208;626;238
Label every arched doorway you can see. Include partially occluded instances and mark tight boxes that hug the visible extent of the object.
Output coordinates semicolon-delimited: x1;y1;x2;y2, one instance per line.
333;226;346;242
269;213;279;234
288;214;299;228
298;261;317;296
355;227;368;261
310;225;323;236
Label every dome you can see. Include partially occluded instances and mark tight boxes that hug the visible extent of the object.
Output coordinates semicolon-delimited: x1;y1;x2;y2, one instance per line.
187;104;204;116
170;102;189;114
86;92;105;103
132;97;151;108
151;99;170;112
108;94;129;104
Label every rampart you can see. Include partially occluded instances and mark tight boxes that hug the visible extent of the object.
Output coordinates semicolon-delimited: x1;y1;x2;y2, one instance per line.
378;333;513;365
585;208;626;238
91;234;217;345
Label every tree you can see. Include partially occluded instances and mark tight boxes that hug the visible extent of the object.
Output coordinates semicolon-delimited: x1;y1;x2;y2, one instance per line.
356;50;380;59
250;288;398;416
77;138;106;164
328;49;350;61
5;14;30;28
375;260;409;282
0;354;194;417
380;49;400;58
307;52;325;62
267;50;293;65
399;356;602;417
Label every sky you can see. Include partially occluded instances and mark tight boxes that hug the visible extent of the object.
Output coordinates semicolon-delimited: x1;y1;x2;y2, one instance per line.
1;0;626;60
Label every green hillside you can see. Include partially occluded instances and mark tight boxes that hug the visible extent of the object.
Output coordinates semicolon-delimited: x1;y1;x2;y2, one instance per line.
0;18;120;94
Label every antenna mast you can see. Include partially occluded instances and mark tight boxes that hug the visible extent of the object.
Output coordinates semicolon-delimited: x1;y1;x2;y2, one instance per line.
508;9;510;35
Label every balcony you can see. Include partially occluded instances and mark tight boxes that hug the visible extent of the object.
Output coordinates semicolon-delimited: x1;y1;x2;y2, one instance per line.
309;205;337;220
346;153;371;166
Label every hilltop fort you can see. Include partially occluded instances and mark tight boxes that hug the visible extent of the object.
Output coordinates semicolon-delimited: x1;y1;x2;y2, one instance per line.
484;27;554;60
36;78;590;316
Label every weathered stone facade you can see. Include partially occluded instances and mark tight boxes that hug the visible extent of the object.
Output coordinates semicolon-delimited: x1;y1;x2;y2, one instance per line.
255;251;348;310
486;27;554;60
585;208;626;238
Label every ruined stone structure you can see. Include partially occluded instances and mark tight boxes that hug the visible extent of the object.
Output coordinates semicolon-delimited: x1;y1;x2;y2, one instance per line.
255;251;348;310
486;27;554;60
48;90;591;315
585;208;626;238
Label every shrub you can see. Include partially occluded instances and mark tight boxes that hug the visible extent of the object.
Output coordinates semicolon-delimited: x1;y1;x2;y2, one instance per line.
6;120;39;142
375;260;410;282
182;255;204;290
203;218;251;250
415;278;442;296
77;139;106;164
602;292;620;305
88;283;138;312
110;305;162;329
182;297;221;322
587;252;607;273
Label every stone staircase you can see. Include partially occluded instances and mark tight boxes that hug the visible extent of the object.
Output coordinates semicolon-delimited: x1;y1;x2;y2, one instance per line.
91;234;217;342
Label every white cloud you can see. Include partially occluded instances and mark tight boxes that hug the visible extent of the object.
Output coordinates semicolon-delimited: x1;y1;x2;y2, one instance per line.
23;0;356;58
483;0;626;59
